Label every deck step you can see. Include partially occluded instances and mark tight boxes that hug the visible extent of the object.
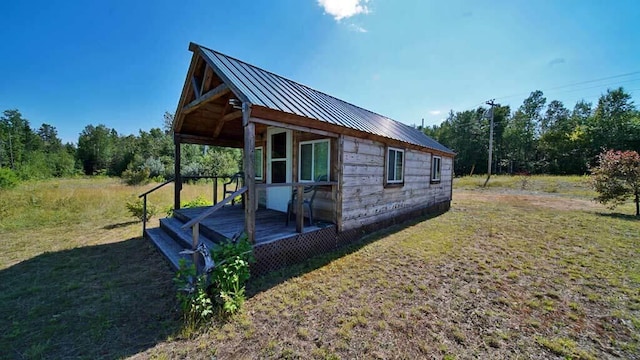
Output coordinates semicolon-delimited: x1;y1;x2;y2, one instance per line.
173;208;231;243
159;217;220;251
145;228;192;271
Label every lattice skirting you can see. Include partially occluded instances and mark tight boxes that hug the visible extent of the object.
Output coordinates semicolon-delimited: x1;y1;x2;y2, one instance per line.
251;200;450;277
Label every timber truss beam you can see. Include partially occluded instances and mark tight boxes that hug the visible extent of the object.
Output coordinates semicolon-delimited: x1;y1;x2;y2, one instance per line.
182;82;230;115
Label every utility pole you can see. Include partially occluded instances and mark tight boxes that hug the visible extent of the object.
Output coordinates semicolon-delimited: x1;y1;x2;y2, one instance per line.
483;99;498;187
8;133;14;169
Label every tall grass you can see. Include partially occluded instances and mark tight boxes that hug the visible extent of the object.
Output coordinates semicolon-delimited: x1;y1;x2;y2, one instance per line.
454;174;595;198
0;177;219;269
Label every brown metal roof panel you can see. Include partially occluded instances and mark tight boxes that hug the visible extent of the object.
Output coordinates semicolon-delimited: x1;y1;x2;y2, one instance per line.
321;94;379;133
195;44;453;154
257;70;327;120
290;83;360;129
294;83;371;132
233;61;301;114
212;52;281;109
200;49;260;104
243;66;307;116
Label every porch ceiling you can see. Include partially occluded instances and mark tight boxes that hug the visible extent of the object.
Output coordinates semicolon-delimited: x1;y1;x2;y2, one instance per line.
173;50;246;147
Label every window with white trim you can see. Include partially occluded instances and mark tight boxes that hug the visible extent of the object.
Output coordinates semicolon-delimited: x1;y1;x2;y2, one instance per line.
386;147;404;184
299;139;330;181
255;146;263;180
431;156;441;182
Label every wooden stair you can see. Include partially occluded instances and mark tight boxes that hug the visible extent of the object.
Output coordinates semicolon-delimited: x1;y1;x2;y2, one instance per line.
144;216;221;271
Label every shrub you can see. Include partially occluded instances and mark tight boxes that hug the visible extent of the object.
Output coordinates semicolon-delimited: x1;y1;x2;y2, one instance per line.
0;168;19;189
125;197;157;222
174;260;214;326
209;234;254;315
165;196;212;217
182;162;204;178
591;149;640;216
142;157;165;178
122;167;150;186
173;233;254;324
16;151;52;180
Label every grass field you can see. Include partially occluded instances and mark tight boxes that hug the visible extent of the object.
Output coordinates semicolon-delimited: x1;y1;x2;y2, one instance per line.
1;175;638;359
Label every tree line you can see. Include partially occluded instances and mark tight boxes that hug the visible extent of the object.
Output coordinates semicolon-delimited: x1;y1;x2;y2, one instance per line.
2;86;638;187
423;87;640;175
0;110;241;187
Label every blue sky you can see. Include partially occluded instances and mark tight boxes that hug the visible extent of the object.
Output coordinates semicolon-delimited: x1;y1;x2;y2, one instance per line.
1;0;639;143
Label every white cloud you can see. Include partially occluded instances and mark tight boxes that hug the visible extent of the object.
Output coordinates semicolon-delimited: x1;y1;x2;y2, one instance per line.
348;23;367;33
429;110;442;116
317;0;370;21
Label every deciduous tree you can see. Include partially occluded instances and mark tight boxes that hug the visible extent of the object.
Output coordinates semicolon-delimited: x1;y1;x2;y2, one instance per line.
591;150;640;217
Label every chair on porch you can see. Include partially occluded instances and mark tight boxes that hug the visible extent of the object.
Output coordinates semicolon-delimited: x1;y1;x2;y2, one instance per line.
286;175;327;227
223;172;244;205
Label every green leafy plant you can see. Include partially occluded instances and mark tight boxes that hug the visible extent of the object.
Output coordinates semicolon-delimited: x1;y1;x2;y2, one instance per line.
173;233;254;326
122;167;150;186
0;167;19;189
125;197;157;222
174;259;214;327
209;234;254;315
165;196;213;217
591;149;640;216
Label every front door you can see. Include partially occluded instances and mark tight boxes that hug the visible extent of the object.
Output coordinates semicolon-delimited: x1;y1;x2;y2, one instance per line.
266;128;291;212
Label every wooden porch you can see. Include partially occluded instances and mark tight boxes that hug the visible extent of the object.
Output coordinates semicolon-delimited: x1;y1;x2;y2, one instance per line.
173;205;335;245
145;201;339;274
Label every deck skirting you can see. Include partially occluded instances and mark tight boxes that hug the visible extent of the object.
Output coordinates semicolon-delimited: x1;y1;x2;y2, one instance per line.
251;200;450;276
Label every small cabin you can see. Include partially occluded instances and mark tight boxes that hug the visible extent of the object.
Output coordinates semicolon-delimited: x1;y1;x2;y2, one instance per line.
146;43;454;275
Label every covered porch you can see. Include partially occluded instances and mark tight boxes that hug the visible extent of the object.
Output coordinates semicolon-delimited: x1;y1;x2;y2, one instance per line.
173;205;335;245
171;43;342;245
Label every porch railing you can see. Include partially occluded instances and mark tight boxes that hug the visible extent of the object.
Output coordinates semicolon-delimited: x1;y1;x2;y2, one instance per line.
180;186;248;267
255;181;338;233
178;181;336;254
137;175;236;236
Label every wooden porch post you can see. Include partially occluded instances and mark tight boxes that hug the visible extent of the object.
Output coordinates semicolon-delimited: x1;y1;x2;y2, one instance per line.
174;134;182;210
242;103;256;244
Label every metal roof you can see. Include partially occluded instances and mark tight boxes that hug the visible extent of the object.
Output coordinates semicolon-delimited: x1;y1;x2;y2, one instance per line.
195;44;454;154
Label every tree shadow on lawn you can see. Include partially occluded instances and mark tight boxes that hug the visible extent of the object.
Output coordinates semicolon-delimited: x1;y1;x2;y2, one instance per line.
0;237;181;359
596;211;639;221
247;209;448;297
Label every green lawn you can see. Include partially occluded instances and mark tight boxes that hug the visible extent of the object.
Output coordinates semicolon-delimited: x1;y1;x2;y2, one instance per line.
1;176;638;359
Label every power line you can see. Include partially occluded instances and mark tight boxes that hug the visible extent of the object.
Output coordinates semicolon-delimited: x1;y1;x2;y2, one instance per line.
494;70;640;102
434;72;640;123
543;71;640;91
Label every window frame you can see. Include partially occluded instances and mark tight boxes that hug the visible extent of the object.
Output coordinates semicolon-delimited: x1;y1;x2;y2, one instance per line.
386;147;405;185
298;138;330;182
431;155;442;183
255;146;263;180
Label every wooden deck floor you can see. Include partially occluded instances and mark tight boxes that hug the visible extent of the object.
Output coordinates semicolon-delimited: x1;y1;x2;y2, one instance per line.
174;205;334;244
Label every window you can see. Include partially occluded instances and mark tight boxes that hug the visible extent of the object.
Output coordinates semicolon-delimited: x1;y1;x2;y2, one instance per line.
299;139;330;181
255;147;263;180
431;156;441;182
387;147;404;184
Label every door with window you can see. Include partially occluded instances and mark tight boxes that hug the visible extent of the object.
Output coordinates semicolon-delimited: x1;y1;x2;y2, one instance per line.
266;128;291;212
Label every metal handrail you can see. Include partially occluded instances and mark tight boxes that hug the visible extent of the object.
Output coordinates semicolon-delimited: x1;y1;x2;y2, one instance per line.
138;178;175;198
138;178;174;236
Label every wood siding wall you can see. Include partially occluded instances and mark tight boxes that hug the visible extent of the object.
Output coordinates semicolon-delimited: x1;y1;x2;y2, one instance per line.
340;136;452;231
